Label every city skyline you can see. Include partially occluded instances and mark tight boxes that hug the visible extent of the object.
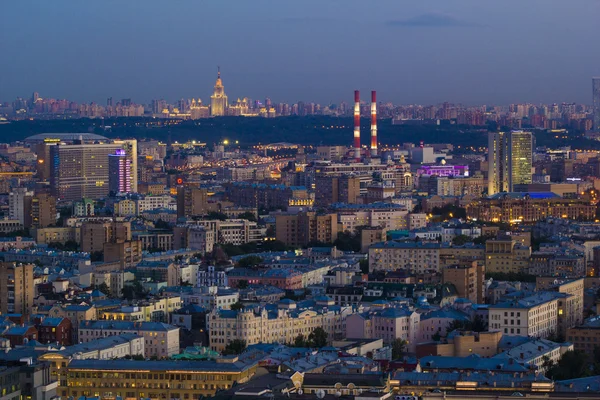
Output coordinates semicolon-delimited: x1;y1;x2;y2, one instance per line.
2;1;600;105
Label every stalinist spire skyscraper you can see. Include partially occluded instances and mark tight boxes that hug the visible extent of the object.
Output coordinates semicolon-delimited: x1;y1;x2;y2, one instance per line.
210;67;228;116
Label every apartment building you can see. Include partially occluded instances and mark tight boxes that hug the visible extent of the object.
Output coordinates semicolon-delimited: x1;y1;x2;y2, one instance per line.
368;241;440;273
567;316;600;352
345;307;420;352
416;330;502;358
99;296;182;322
224;181;308;210
0;262;35;315
536;278;584;336
334;203;409;233
208;299;352;352
485;239;531;274
59;358;257;400
489;292;559;338
80;220;131;253
466;193;596;223
276;211;339;247
78;321;180;358
442;262;485;304
190;219;265;245
32;227;80;245
103;239;143;269
173;225;215;254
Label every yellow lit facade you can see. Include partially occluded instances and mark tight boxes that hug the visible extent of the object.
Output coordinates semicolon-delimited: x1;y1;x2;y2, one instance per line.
210;68;228;117
59;359;257;400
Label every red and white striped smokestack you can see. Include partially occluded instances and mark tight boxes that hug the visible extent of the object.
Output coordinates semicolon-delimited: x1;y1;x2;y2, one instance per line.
354;90;361;162
370;90;377;157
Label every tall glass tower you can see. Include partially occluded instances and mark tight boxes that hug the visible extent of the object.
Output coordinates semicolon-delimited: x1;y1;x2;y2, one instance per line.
488;130;532;195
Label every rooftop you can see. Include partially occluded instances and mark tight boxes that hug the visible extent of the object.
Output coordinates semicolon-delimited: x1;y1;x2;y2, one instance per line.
67;358;256;372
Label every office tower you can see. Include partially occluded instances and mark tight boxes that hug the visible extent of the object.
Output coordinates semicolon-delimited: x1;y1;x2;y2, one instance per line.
107;97;113;107
9;187;33;226
108;149;132;195
121;98;132;107
0;262;35;315
31;193;57;228
35;141;57;181
488;130;532;195
210;67;228;116
594;77;600;131
50;142;123;201
112;139;138;192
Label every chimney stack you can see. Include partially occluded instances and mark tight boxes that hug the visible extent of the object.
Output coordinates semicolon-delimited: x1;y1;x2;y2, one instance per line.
370;90;377;157
354;90;361;162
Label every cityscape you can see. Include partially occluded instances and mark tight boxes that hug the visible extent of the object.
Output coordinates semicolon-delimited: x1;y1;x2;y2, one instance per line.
4;1;600;400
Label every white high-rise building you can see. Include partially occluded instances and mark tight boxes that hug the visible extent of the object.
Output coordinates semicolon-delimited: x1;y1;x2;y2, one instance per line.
9;188;33;225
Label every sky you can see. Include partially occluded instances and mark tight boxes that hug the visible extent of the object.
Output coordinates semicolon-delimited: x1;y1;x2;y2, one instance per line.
2;0;600;106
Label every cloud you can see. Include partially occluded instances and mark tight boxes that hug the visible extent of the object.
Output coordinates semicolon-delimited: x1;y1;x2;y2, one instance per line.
387;13;482;28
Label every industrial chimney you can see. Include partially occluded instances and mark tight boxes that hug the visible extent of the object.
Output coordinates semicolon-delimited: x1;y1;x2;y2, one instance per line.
370;90;377;157
354;90;361;162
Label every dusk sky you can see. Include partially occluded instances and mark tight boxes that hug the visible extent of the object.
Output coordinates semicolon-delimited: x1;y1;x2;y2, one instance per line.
2;0;600;106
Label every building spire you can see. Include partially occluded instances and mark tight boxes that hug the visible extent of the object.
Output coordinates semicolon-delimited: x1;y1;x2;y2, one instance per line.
217;66;220;78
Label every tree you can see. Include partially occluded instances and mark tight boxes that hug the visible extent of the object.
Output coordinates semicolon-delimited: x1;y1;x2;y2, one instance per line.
308;327;328;348
154;219;172;230
230;301;244;311
237;255;263;268
90;251;103;262
333;231;361;252
391;339;407;360
121;281;148;300
359;259;369;274
470;314;487;332
238;212;257;222
97;282;111;297
207;212;228;221
236;280;249;289
223;339;246;355
447;319;469;332
546;350;593;380
452;235;472;246
265;225;275;237
293;334;307;348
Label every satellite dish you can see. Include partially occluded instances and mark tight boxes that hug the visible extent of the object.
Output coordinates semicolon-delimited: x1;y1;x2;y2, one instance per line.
335;392;342;397
316;389;325;399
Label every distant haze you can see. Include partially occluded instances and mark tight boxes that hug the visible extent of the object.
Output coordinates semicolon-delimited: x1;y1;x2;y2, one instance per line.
2;0;599;105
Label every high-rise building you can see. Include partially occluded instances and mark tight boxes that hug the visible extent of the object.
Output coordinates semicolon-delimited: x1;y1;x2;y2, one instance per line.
113;139;138;192
9;187;33;226
50;142;123;201
314;174;361;207
210;68;228;116
0;262;35;315
442;262;485;304
35;140;57;181
108;149;132;195
488;130;532;195
176;186;211;218
31;193;57;229
593;77;600;131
